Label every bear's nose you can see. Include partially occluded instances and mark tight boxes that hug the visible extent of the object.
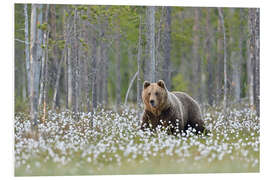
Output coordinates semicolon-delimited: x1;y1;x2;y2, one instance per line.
150;100;155;106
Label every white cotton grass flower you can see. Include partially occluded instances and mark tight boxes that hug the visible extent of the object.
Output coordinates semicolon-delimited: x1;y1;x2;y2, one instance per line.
14;105;259;173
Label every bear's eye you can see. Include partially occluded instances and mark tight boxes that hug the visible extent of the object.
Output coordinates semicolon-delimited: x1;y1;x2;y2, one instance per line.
155;92;159;96
148;92;151;96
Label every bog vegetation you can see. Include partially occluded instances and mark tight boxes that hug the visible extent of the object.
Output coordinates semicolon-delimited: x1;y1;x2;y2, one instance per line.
14;4;260;176
15;104;259;175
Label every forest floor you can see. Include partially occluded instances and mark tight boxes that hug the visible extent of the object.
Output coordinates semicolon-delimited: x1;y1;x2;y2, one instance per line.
14;104;259;176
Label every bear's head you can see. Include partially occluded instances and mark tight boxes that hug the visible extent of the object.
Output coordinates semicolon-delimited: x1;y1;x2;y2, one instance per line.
142;80;169;116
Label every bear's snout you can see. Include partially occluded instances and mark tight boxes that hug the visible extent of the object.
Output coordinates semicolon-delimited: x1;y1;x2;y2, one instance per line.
150;99;155;107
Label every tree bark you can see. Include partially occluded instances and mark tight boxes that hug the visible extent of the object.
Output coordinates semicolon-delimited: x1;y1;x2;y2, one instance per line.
229;9;241;103
124;71;138;106
218;8;227;113
97;31;103;105
163;7;171;90
192;8;200;101
39;4;49;107
254;8;260;116
52;34;69;111
101;37;108;106
67;13;73;109
91;33;98;110
148;6;156;83
137;15;142;118
206;8;214;106
76;13;82;112
29;4;41;127
115;28;122;106
24;4;31;98
247;9;255;107
216;15;223;104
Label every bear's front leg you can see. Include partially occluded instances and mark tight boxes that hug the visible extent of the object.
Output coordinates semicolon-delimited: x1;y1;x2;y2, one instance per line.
140;111;150;131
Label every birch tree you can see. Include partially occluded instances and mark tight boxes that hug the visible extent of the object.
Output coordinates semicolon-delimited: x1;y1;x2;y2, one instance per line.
163;7;171;90
24;4;30;97
147;6;156;83
39;4;49;107
137;15;142;118
115;25;122;106
192;8;200;101
206;8;214;106
254;8;260;117
91;30;98;110
247;9;255;107
67;13;73;109
30;4;43;127
218;8;227;113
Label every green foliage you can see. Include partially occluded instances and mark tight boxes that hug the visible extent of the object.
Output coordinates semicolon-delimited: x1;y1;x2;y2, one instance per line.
15;97;29;113
14;4;252;109
57;40;65;49
40;23;48;31
172;73;189;92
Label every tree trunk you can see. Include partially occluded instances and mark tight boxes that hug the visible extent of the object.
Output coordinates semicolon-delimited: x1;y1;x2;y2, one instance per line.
97;35;103;105
72;8;79;112
247;9;255;107
29;4;41;127
231;50;241;102
192;8;200;101
52;23;69;111
163;7;171;90
218;8;227;113
91;34;98;110
24;4;31;98
39;4;49;107
115;29;122;106
254;8;260;116
229;9;241;103
76;13;82;112
156;7;164;81
206;8;214;106
124;71;138;106
216;15;223;105
67;16;73;109
137;15;142;118
148;6;156;83
101;39;108;106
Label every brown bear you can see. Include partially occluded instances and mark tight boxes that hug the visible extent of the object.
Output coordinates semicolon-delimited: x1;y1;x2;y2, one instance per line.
140;80;207;135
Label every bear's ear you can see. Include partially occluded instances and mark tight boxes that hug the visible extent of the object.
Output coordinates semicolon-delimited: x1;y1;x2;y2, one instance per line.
157;80;166;89
143;81;151;89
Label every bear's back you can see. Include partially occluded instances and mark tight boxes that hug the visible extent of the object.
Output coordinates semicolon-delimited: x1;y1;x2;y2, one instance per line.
171;91;203;128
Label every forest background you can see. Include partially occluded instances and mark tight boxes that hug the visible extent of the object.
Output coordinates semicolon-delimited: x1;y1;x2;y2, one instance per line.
14;4;259;128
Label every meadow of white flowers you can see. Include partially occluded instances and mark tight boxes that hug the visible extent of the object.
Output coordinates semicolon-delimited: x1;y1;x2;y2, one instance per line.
14;104;259;175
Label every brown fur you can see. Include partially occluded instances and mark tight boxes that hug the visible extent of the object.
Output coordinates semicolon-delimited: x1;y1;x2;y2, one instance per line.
141;80;207;135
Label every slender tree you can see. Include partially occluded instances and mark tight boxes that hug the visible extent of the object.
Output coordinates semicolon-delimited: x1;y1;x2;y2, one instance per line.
137;15;142;119
24;4;31;97
230;9;241;103
67;12;73;109
91;30;98;110
218;8;227;113
148;6;156;83
39;4;49;107
163;7;171;90
206;8;214;106
216;13;223;104
247;9;255;107
115;24;122;106
192;8;200;101
254;8;260;116
52;28;69;111
30;4;43;127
